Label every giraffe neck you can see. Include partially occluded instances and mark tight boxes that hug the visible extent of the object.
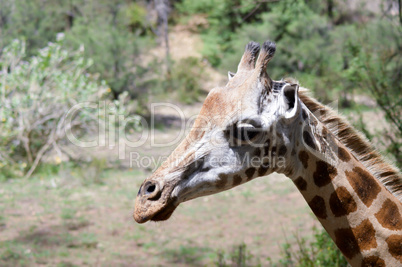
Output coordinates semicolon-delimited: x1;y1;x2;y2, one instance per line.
287;123;402;266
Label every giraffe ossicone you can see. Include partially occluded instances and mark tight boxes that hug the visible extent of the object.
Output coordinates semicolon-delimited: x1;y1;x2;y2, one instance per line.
134;40;402;266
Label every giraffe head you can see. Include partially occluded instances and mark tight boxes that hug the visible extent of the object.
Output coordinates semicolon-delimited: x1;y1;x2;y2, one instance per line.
134;40;302;223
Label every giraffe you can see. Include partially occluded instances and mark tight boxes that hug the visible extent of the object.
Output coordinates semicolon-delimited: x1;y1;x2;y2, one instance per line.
134;40;402;266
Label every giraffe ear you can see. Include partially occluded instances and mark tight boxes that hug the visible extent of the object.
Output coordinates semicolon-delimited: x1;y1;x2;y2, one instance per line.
282;84;300;120
228;71;235;80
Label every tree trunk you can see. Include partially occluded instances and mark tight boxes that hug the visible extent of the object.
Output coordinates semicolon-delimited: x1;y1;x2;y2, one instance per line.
155;0;171;73
327;0;334;19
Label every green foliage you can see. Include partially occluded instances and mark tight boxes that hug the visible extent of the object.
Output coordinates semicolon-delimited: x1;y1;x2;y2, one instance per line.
175;0;272;67
0;0;70;56
64;12;153;97
0;241;28;265
0;36;109;178
166;57;207;104
215;243;264;267
178;0;347;101
310;229;347;266
125;2;150;35
0;0;155;98
343;18;402;167
220;0;340;100
74;158;108;186
212;229;347;266
61;208;77;221
163;245;214;265
279;227;348;267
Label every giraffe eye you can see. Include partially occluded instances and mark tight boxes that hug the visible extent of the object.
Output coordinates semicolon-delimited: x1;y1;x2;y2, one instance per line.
235;126;259;142
227;122;262;146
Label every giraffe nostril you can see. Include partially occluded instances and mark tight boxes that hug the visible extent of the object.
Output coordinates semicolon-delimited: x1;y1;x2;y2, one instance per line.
146;184;156;194
143;181;161;200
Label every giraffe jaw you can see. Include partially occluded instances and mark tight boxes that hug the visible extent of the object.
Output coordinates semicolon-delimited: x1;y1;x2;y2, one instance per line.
149;199;178;222
133;197;178;224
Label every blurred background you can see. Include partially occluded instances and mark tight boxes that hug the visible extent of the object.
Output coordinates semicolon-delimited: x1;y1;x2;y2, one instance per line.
0;0;400;266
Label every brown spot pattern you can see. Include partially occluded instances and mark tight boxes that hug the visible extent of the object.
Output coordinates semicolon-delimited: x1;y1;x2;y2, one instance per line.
335;220;378;260
345;167;381;207
294;176;307;191
386;235;402;263
361;256;385;267
334;228;360;259
329;186;357;217
308;196;327;219
263;139;270;156
375;199;402;230
258;165;269;176
313;161;337;187
271;146;277;157
217;174;228;189
278;145;287;157
353;219;377;251
253;148;261;157
245;168;256;181
338;146;351;162
232;175;242;187
303;131;317;150
298;150;309;169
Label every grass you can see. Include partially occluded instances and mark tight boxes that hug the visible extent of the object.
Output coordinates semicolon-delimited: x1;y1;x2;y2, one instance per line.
216;243;264;267
163;245;214;265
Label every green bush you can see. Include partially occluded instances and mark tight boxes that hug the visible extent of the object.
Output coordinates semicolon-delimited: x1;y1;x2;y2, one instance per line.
343;18;402;167
0;0;71;56
279;227;348;267
64;15;154;98
220;0;336;97
175;0;273;67
0;0;155;99
0;35;109;178
214;228;347;267
215;243;264;267
166;57;207;104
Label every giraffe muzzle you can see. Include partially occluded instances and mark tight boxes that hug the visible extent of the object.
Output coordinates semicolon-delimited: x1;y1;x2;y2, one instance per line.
134;179;179;223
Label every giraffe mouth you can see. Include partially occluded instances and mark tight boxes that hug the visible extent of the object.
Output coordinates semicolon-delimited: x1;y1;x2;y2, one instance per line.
133;194;179;223
150;200;178;222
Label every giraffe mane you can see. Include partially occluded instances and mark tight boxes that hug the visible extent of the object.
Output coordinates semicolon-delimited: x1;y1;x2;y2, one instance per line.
297;87;402;202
